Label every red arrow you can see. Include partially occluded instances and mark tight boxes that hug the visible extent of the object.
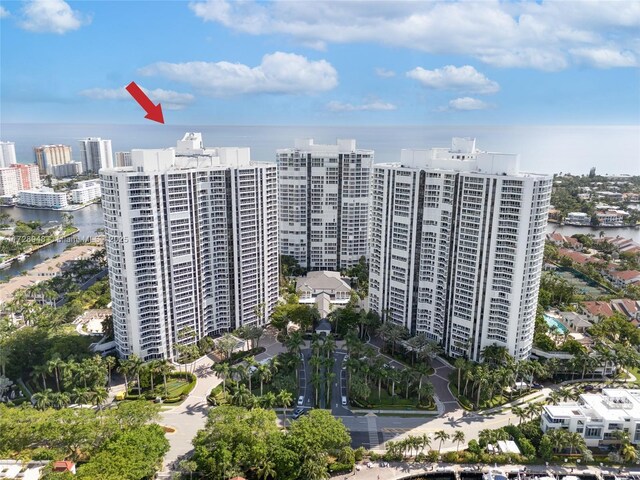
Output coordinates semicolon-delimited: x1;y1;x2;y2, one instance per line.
125;81;164;124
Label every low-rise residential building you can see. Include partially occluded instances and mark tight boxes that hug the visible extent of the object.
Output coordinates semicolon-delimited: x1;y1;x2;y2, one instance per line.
566;212;590;225
557;248;603;266
541;389;640;447
611;299;640;321
18;187;68;209
70;180;101;204
295;271;352;317
581;301;616;320
605;269;640;288
596;210;628;226
557;311;593;334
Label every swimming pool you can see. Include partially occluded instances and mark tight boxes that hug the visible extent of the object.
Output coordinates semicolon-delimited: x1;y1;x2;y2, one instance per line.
544;313;568;333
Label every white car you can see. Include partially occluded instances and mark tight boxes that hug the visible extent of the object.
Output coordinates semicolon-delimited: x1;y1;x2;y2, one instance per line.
341;396;347;406
297;395;304;406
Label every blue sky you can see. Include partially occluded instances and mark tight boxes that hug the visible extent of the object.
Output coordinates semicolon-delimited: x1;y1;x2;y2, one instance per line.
1;0;639;125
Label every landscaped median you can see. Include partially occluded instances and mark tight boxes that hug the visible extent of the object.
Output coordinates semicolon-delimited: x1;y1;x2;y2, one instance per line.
122;372;196;404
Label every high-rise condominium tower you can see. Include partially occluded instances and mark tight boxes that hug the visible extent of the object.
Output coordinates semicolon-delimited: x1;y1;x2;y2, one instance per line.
278;139;372;270
0;142;17;167
79;137;113;173
34;144;72;175
369;138;552;361
101;133;279;360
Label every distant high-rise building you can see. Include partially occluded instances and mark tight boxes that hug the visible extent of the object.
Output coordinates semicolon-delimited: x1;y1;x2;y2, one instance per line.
101;133;279;360
79;137;113;173
34;144;72;176
114;151;132;167
0;168;19;196
10;164;41;191
0;142;17;167
369;138;552;361
52;162;84;178
277;139;372;271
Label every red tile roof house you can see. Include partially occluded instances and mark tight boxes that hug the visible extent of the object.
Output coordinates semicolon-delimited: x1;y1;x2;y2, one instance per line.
606;269;640;288
52;461;76;474
557;248;603;266
580;301;615;320
611;298;640;320
565;236;584;251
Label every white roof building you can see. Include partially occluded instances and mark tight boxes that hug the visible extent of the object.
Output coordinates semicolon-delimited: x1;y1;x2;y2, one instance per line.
541;389;640;447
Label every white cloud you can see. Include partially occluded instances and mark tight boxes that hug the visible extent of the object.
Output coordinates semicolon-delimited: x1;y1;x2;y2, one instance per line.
187;0;640;70
20;0;90;34
79;86;195;110
407;65;499;94
0;6;9;18
570;48;638;68
139;52;338;96
326;100;396;112
375;68;396;78
447;97;492;111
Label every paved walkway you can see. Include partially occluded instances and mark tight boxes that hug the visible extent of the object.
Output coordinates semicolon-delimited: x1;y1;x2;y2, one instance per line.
157;328;286;475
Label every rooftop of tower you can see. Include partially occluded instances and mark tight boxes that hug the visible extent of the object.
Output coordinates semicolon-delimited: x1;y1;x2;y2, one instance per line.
103;133;274;173
277;138;374;155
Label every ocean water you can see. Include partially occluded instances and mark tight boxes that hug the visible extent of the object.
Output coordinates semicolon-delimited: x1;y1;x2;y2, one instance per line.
1;124;639;176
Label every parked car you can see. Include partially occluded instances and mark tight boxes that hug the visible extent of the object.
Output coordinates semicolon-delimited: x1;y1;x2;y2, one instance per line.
341;395;347;406
297;395;304;406
532;382;543;389
292;407;305;419
583;384;595;391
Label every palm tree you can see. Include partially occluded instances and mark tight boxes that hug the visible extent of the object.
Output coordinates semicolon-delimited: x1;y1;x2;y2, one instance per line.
434;430;450;453
453;430;465;452
558;386;574;402
212;362;230;393
278;390;293;429
128;354;143;394
31;364;48;391
454;357;466;391
245;356;258;392
260;391;277;409
71;387;92;405
32;388;53;410
418;383;434;406
50;391;70;409
46;356;65;392
420;433;431;454
566;431;585;455
231;384;253;407
159;360;173;398
525;402;543;420
547;390;562;405
475;368;489;408
118;359;131;393
621;443;638;463
512;406;528;425
285;330;304;355
257;364;272;396
92;386;109;410
146;360;161;393
104;356;116;389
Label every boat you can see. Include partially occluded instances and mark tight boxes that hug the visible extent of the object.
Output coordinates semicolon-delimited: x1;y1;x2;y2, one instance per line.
0;259;12;269
484;468;509;480
16;254;28;262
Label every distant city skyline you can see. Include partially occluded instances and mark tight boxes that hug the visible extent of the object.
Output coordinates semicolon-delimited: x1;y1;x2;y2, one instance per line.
1;0;639;125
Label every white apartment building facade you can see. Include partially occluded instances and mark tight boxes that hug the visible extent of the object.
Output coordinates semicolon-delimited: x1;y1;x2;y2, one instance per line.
541;389;640;447
18;188;68;209
71;180;101;204
79;137;113;173
0;168;19;196
278;139;372;271
100;133;279;360
53;162;83;178
369;138;552;361
0;142;17;167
